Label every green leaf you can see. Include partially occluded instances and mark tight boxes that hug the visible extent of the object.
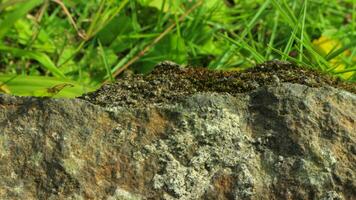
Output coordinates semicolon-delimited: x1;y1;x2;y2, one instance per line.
0;75;96;98
135;33;187;73
0;0;43;40
97;14;133;47
14;19;55;53
138;0;174;13
0;45;66;78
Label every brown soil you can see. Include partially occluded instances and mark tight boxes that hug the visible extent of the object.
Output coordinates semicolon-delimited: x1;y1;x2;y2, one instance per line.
81;60;356;108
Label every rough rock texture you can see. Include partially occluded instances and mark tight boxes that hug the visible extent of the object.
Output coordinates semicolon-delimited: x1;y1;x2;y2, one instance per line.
0;82;355;200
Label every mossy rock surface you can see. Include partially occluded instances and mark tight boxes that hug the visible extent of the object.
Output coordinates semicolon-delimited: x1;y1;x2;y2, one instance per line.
82;61;355;108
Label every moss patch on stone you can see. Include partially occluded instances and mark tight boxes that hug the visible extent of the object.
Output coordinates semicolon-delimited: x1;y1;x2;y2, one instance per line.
81;61;355;108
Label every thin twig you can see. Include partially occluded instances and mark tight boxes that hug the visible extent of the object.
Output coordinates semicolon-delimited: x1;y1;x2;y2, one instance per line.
51;0;87;40
107;0;203;83
34;0;48;23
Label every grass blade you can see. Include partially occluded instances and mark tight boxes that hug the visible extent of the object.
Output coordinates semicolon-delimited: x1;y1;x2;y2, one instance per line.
325;40;356;61
98;39;114;83
220;33;265;63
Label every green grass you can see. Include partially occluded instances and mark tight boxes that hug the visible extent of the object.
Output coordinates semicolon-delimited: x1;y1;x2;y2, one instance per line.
0;0;355;98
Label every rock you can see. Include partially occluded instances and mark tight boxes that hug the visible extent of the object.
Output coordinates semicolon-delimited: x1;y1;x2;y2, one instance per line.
0;83;355;199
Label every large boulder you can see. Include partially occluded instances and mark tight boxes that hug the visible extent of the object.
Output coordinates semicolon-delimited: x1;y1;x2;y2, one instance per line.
0;82;355;199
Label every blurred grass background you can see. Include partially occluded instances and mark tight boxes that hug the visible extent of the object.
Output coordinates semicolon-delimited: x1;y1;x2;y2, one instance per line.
0;0;355;98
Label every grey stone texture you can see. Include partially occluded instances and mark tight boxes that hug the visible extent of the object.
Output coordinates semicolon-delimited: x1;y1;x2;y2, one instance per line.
0;83;355;199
